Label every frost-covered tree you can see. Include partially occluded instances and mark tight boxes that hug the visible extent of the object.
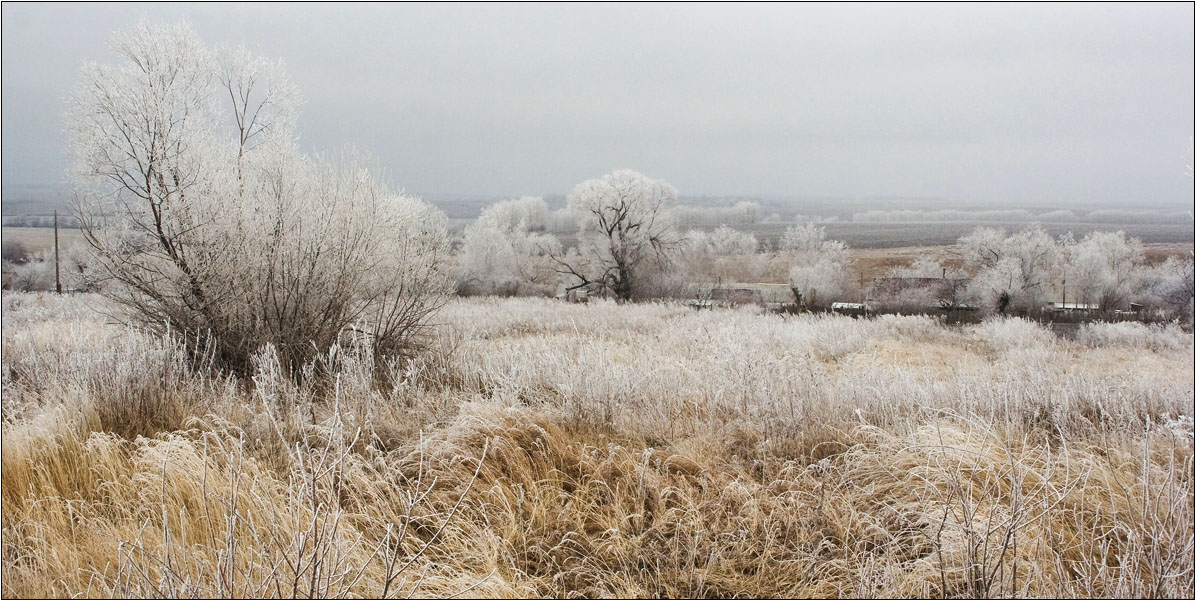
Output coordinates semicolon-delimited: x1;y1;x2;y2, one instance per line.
69;22;451;373
680;226;761;282
457;197;561;296
1139;255;1195;320
959;226;1060;313
474;196;552;232
1061;231;1144;311
703;225;759;256
781;223;852;307
551;170;680;301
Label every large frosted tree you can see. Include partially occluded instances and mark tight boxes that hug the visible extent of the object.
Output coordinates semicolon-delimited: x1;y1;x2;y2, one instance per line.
959;226;1060;313
457;196;561;296
69;22;451;373
680;225;761;282
551;170;680;301
781;223;852;307
1062;230;1144;311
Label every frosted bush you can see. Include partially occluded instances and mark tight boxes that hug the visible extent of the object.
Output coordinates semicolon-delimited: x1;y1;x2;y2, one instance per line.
1078;320;1193;353
968;316;1054;355
69;23;452;374
871;313;952;342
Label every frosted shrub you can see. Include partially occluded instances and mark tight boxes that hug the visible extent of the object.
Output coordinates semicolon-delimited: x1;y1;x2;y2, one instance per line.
872;313;953;342
1139;256;1195;320
1078;320;1193;352
968;316;1054;354
69;23;451;374
6;254;55;292
4;246;89;293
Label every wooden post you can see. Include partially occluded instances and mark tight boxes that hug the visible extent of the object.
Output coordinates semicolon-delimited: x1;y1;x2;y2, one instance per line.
54;210;62;294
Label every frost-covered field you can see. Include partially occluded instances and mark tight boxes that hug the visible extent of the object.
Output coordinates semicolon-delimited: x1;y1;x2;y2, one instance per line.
2;292;1193;597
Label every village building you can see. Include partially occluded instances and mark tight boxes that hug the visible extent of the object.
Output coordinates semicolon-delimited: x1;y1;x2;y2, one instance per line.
1044;301;1099;312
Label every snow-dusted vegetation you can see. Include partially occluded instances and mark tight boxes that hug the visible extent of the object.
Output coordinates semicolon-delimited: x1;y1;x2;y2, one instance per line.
456;196;562;296
68;23;452;373
3;14;1193;601
2;292;1192;597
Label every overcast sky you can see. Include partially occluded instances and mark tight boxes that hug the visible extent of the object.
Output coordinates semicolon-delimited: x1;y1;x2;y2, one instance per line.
2;2;1193;207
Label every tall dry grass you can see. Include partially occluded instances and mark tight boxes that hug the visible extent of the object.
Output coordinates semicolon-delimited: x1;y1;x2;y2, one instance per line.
2;292;1193;597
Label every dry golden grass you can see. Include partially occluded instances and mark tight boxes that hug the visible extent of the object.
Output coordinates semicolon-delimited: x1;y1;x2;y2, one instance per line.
2;292;1193;598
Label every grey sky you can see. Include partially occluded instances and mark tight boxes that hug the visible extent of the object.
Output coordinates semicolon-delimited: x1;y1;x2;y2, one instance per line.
2;2;1193;207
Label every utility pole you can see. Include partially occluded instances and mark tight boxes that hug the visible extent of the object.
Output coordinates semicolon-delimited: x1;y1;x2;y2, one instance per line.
54;210;62;294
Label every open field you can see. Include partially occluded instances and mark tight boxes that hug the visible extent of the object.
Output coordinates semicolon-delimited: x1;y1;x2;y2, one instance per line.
1;226;87;255
2;292;1192;598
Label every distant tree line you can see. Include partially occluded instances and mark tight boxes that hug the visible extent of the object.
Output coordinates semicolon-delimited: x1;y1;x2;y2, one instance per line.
3;215;82;228
456;190;1194;322
853;208;1192;224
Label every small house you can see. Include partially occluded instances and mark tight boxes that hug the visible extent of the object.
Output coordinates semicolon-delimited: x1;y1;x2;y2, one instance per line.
1044;302;1098;313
